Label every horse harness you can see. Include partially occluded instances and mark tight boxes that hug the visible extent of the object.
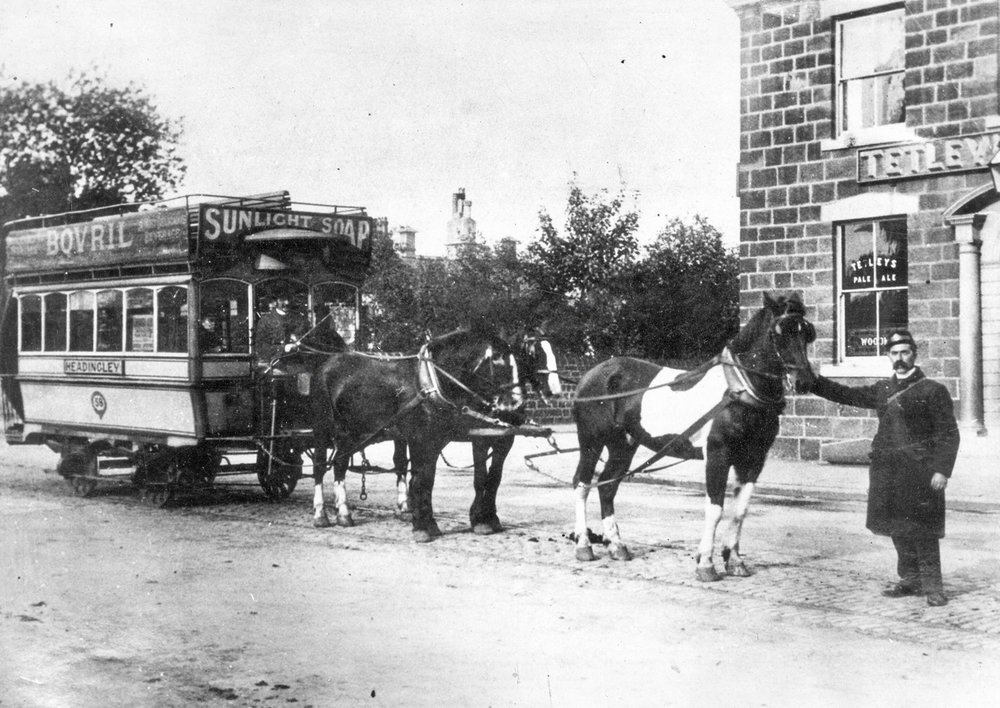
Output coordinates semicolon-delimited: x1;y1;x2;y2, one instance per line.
528;313;815;488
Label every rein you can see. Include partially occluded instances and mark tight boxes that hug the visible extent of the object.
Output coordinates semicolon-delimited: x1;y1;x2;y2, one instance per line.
569;348;786;409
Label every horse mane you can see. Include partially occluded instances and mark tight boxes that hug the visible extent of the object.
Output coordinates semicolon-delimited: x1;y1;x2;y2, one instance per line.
729;293;799;354
427;322;507;356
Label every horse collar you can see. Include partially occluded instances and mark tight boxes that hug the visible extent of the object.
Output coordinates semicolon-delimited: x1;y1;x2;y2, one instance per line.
417;344;447;405
720;347;785;410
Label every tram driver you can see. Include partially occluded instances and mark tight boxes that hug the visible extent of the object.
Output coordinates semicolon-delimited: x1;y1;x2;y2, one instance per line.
253;294;308;374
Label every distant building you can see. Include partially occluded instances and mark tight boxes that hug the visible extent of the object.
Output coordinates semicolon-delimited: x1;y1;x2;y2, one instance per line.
390;188;489;264
392;225;417;265
445;187;480;259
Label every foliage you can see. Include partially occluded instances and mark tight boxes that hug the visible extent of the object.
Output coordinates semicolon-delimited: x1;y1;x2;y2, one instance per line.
523;179;641;357
632;215;739;362
360;182;737;364
359;234;539;351
359;231;421;351
0;71;185;225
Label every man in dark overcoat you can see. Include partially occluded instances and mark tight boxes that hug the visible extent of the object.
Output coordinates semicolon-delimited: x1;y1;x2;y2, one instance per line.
810;329;960;606
253;295;308;373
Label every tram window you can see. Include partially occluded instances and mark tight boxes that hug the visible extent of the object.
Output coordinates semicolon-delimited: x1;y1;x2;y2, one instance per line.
20;296;42;351
201;280;250;353
312;282;358;345
157;286;188;353
96;290;123;352
126;288;155;352
255;278;309;320
69;291;95;351
43;293;67;351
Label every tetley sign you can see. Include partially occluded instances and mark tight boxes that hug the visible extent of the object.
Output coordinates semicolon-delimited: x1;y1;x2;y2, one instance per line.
857;132;1000;183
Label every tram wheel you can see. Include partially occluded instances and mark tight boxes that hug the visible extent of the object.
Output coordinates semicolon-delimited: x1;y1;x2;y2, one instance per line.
134;450;181;508
58;448;99;497
69;475;98;497
256;442;303;500
177;446;221;492
141;485;174;508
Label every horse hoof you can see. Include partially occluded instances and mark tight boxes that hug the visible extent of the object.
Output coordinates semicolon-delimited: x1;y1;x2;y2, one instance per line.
575;546;596;562
336;515;355;527
395;509;413;522
313;514;332;528
609;545;633;561
696;565;724;582
413;529;435;543
426;520;443;537
473;523;497;535
726;562;753;577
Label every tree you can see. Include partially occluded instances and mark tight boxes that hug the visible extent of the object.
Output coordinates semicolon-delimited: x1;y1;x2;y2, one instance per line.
523;179;640;357
632;215;739;363
359;230;422;351
360;235;537;351
0;71;185;225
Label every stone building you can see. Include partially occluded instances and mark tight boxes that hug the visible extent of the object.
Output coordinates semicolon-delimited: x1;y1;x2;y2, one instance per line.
445;188;480;258
725;0;1000;458
392;225;418;265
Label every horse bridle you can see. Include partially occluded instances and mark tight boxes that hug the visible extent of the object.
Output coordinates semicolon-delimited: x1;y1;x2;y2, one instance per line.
418;342;523;417
728;313;815;405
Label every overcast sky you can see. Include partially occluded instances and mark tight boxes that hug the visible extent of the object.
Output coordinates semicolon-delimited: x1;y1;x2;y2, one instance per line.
1;0;740;255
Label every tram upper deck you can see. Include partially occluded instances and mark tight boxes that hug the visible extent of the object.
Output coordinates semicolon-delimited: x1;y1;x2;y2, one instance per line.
1;191;375;447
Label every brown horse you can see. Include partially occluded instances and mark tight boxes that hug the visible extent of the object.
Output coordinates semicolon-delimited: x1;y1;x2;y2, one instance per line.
390;329;562;534
570;292;816;580
310;324;524;542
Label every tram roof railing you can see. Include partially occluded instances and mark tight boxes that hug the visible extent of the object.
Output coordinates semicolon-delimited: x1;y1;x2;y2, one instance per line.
2;190;369;232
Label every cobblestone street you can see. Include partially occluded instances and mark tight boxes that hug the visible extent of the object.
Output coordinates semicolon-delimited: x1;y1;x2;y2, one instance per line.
3;438;999;706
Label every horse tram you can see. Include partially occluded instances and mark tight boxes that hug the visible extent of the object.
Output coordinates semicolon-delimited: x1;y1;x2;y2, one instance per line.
0;190;374;506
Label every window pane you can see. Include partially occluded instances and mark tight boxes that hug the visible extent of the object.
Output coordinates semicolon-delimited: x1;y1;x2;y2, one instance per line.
69;291;95;351
43;293;67;351
844;291;878;357
840;10;904;78
843;74;904;131
126;288;155;352
255;278;309;320
840;218;908;359
96;290;123;352
311;282;359;346
201;280;250;354
157;286;188;353
842;222;874;291
878;72;905;125
878;290;909;355
876;219;907;287
839;10;905;133
20;296;42;351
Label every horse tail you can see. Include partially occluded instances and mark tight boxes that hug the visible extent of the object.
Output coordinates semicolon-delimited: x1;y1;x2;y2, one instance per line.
606;370;628;429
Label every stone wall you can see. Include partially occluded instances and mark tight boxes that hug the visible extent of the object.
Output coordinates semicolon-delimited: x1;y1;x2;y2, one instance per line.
730;0;999;459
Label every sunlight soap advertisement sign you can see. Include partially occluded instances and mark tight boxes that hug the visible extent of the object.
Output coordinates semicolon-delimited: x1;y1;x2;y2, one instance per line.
197;205;373;256
5;207;190;273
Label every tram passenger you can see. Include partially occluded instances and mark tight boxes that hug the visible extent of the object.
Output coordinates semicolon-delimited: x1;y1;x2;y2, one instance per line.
199;315;224;353
253;295;308;374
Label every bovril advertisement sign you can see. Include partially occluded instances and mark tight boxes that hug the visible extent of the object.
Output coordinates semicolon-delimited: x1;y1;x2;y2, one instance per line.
198;205;372;254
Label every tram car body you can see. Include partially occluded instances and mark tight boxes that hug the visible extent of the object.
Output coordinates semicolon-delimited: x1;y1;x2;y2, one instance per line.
0;191;374;503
